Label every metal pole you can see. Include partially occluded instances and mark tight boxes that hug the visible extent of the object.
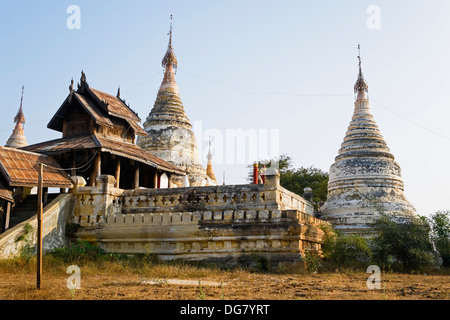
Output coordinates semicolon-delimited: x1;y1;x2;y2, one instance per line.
37;162;43;289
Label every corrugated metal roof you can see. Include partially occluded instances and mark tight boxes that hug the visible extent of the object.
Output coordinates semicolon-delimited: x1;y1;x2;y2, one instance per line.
0;147;73;188
94;135;185;174
48;85;146;138
21;136;97;154
89;88;141;122
0;180;13;203
124;118;147;136
22;135;185;175
74;93;114;128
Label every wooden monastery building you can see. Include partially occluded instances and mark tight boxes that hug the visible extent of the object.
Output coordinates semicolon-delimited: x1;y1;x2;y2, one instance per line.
22;71;186;190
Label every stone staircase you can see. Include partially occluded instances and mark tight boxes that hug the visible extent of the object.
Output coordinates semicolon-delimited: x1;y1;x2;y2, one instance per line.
8;193;60;229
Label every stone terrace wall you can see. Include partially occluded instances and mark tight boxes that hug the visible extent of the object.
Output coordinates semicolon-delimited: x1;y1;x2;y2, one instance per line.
72;170;328;267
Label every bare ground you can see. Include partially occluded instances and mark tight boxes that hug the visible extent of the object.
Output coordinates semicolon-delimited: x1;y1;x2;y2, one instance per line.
0;258;448;300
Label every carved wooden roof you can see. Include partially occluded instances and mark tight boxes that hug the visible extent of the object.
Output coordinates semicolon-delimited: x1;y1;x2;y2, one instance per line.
48;73;146;137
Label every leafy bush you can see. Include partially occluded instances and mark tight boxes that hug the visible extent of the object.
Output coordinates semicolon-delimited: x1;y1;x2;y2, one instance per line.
50;240;107;264
428;210;450;267
304;251;321;273
370;213;435;271
319;224;372;270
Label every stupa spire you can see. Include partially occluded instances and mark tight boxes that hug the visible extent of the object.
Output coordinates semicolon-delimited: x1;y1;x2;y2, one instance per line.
162;14;177;73
15;85;26;124
137;16;217;186
6;86;28;148
354;45;368;101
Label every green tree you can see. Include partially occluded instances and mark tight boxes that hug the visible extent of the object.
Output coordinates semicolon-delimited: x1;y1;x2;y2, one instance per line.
370;213;435;271
319;224;372;269
246;154;328;209
428;210;450;267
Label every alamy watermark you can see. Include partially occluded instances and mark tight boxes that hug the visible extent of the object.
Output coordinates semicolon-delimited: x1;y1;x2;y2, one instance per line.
193;121;280;169
366;265;381;289
66;5;81;30
366;5;381;30
66;265;81;290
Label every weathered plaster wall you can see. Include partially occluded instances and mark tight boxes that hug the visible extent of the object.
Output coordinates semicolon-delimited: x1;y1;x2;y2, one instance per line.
72;171;327;266
0;193;74;258
320;91;416;234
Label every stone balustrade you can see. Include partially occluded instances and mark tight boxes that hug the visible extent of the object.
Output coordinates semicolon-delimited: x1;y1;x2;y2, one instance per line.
71;169;328;267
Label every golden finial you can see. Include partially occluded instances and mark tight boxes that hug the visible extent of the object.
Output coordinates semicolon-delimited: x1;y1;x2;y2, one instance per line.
354;44;368;94
14;85;26;124
357;44;361;70
20;85;24;109
169;14;173;45
162;14;177;72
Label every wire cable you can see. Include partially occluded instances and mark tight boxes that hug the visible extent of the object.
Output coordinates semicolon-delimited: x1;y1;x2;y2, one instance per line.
40;150;99;171
372;99;450;142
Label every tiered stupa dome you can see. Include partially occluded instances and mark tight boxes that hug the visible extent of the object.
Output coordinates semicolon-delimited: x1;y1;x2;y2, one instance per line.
137;16;217;187
5;86;28;148
320;48;416;234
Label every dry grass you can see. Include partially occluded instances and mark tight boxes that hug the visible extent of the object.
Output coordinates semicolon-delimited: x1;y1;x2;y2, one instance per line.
0;255;448;300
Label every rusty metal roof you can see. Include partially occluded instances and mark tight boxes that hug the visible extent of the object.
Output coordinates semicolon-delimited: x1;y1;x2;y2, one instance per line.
48;85;146;137
22;135;185;175
89;87;141;123
0;147;73;188
74;93;114;128
94;135;185;174
21;136;98;154
0;180;13;203
124;118;147;136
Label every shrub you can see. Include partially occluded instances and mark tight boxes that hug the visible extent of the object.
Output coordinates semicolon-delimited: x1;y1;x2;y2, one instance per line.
370;213;435;271
304;251;321;273
428;210;450;267
319;224;372;270
50;240;107;264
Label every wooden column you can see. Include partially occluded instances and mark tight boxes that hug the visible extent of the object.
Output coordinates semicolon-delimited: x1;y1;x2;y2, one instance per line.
115;158;121;188
2;202;11;232
43;187;48;206
91;151;101;186
37;163;43;289
134;164;139;189
168;173;172;188
154;171;159;189
157;172;161;189
71;150;76;177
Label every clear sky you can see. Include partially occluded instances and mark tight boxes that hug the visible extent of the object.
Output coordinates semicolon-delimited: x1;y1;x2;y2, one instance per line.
1;1;449;217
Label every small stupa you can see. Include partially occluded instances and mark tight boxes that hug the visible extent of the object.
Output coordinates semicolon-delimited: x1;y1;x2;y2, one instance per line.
319;46;416;234
206;138;217;183
5;86;28;148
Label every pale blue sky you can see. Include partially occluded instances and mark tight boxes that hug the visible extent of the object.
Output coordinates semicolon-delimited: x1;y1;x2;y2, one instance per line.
1;1;449;216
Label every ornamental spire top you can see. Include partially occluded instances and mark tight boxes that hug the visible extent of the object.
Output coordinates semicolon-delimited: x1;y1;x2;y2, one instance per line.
14;85;26;125
354;44;368;98
162;14;177;72
5;85;28;148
